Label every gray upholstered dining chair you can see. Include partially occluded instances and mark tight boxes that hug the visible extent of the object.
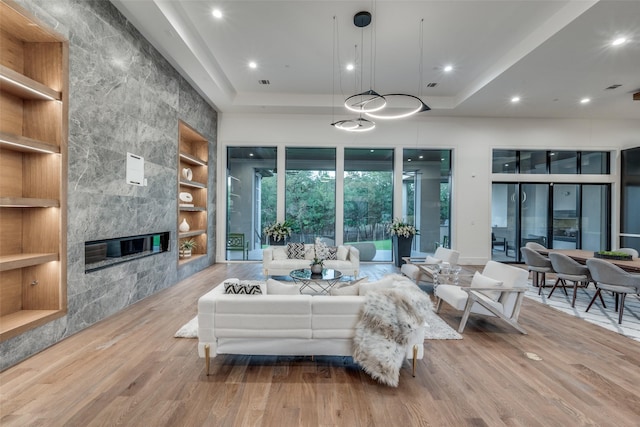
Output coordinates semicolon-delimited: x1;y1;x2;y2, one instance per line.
586;258;640;324
520;247;554;295
548;252;597;308
525;241;548;251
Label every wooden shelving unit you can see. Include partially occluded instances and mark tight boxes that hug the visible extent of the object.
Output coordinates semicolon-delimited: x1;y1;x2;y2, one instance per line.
0;0;68;341
177;121;209;266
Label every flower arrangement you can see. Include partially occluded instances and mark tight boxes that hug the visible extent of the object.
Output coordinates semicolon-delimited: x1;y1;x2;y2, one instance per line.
263;220;292;242
388;218;418;238
311;237;326;267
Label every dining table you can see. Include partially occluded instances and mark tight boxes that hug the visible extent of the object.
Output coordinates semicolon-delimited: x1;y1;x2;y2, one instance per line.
537;249;640;273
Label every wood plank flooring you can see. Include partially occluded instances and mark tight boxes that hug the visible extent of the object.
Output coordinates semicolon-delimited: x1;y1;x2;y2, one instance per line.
1;262;640;427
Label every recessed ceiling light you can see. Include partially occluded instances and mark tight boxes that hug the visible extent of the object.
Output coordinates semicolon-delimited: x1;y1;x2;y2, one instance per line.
249;153;254;157
419;155;424;159
443;65;453;72
346;63;354;71
511;96;520;103
212;9;222;19
505;163;509;167
580;98;591;104
407;158;412;162
611;37;627;46
249;61;257;69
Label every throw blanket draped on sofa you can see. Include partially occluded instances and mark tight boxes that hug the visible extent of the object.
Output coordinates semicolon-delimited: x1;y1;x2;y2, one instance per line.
353;285;433;386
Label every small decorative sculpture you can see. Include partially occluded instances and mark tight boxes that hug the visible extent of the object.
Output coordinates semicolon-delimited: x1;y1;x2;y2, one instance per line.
179;192;193;202
182;167;193;181
179;218;190;232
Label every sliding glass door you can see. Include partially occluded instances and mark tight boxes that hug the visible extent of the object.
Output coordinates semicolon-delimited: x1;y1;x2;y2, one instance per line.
492;182;610;262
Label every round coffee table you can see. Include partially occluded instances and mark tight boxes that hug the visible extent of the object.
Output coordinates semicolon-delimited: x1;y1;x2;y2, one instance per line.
290;268;343;295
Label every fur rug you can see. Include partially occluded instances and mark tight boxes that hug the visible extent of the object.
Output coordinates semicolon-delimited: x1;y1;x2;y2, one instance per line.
352;284;434;387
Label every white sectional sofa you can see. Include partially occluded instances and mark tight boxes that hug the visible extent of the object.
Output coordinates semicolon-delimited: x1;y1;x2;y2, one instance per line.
197;279;424;376
262;244;360;277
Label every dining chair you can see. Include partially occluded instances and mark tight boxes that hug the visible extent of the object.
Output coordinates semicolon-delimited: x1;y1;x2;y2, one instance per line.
525;241;547;251
520;247;554;295
586;258;640;324
548;252;597;308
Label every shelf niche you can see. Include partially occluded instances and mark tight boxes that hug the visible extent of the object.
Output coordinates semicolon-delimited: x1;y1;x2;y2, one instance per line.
0;0;68;342
177;121;209;267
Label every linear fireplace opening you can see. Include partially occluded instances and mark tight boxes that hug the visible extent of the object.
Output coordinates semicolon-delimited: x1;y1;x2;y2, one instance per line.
85;232;170;273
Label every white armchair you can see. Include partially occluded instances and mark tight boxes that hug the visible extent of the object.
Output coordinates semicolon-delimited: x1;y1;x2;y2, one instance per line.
434;261;529;334
400;247;460;284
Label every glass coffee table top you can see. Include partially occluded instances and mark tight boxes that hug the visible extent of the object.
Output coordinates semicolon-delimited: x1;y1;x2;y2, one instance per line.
290;268;343;294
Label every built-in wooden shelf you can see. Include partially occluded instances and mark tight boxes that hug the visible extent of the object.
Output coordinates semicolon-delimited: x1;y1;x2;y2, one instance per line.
0;310;64;342
179;206;205;212
178;230;207;239
0;253;59;272
0;131;60;154
0;0;68;342
0;197;59;208
179;151;207;166
179;180;206;189
0;65;61;101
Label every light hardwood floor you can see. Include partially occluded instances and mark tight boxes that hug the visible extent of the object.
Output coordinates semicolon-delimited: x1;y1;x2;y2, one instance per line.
1;263;640;427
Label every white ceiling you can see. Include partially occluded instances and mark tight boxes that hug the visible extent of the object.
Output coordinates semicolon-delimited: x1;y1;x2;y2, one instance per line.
111;0;640;120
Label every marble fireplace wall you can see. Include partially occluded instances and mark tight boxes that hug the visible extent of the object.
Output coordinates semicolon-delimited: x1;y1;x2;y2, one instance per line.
0;0;217;370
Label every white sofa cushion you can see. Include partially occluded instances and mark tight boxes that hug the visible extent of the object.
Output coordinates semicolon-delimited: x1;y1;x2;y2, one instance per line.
471;271;503;301
337;246;349;260
273;246;287;260
311;296;363;339
214;294;311;338
434;284;502;316
266;278;299;295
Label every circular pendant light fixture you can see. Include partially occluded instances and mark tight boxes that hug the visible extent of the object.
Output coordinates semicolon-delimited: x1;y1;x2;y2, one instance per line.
331;117;376;132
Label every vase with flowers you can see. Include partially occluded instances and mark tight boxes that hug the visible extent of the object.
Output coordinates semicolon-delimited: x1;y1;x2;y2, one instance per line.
388;218;419;267
264;220;292;246
310;237;325;274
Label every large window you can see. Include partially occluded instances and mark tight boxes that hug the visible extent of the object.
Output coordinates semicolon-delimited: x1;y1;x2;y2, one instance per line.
621;147;640;251
344;148;394;261
402;149;452;256
492;150;610;174
226;147;277;260
285;148;336;243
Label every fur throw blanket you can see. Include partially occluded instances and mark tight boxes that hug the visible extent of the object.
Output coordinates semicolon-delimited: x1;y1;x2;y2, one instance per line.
353;284;433;386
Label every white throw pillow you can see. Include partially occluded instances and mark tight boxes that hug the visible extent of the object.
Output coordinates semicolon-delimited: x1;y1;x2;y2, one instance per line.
330;277;368;296
266;278;299;295
337;246;349;261
471;271;503;301
425;256;442;264
272;247;287;260
358;276;396;296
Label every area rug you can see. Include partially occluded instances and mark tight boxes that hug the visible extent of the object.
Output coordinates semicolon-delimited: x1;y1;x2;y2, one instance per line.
175;310;461;340
524;281;640;342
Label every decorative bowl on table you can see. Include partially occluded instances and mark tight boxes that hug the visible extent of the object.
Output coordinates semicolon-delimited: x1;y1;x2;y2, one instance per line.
594;251;632;261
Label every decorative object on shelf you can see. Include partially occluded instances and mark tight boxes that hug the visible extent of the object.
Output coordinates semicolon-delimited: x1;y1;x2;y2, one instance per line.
179;239;197;258
264;220;292;245
179;218;190;232
179;191;194;207
330;12;430;132
594;251;633;261
182;167;193;181
388;218;419;267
